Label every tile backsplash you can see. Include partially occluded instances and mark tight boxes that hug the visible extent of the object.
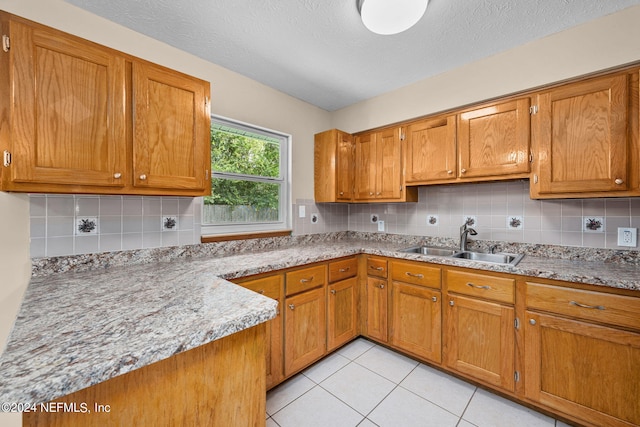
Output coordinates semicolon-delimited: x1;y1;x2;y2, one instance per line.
29;181;640;257
29;195;201;257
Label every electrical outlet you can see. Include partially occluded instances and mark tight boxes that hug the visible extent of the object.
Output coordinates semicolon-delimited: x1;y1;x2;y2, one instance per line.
377;220;385;232
618;227;637;247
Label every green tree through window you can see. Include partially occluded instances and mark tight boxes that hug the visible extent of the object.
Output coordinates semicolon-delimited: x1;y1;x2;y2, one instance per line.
203;119;289;232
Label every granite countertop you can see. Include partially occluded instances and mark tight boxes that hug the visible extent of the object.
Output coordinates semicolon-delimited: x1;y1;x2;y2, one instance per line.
1;233;639;405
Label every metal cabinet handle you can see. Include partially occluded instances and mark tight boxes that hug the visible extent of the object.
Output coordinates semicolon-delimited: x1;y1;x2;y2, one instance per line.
529;319;536;325
376;192;381;196
258;290;265;294
405;272;424;279
447;170;453;174
289;304;295;310
467;282;491;290
339;267;350;272
330;289;336;295
113;172;122;179
377;284;385;289
139;174;147;180
369;192;374;196
570;301;605;310
431;296;437;302
615;178;624;185
449;300;454;306
339;191;344;195
460;168;467;174
300;276;314;283
370;266;384;271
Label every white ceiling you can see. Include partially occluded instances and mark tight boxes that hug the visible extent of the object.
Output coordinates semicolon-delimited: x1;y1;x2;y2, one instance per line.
63;0;640;111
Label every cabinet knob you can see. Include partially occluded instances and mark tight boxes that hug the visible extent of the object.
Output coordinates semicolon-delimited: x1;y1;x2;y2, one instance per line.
460;168;467;174
376;192;381;196
330;289;336;295
529;319;536;325
447;170;453;175
431;296;437;302
449;300;454;306
369;192;374;196
615;178;624;185
377;284;385;289
113;173;122;179
139;174;147;181
339;191;344;195
288;304;295;310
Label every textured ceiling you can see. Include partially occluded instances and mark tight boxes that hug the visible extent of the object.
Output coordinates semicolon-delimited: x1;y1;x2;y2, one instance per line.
64;0;640;111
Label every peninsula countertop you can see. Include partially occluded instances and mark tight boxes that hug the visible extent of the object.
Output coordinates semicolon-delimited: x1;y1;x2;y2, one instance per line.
1;233;639;405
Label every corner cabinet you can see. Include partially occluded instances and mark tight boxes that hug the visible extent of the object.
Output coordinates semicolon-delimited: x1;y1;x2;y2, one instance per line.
0;12;211;196
354;127;417;202
530;72;639;199
314;129;354;202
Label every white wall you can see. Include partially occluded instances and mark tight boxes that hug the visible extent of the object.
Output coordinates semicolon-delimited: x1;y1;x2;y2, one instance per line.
330;5;640;133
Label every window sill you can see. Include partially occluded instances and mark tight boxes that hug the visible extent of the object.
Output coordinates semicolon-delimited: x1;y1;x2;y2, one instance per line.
201;230;292;243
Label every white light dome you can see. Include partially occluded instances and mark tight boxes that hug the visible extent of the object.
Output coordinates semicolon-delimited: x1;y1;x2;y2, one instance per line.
359;0;429;35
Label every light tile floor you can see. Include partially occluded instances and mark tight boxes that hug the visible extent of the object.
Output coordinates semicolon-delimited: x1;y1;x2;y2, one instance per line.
266;338;572;427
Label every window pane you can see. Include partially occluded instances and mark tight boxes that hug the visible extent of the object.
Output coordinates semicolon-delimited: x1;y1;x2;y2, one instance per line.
204;178;280;224
211;126;280;178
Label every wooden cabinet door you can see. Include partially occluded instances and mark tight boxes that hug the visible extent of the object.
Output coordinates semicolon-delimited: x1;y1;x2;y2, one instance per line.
327;277;358;352
9;20;127;188
354;132;377;200
405;115;457;183
391;281;441;363
236;275;284;390
366;276;388;342
533;74;629;195
132;61;210;193
458;98;530;179
377;127;402;199
284;287;326;376
445;294;515;391
525;311;640;427
336;131;354;201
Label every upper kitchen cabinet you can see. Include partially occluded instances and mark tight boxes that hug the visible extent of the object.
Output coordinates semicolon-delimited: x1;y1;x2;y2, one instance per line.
457;97;531;180
530;72;639;199
132;61;210;193
314;129;354;202
0;12;211;196
354;127;417;202
405;115;457;184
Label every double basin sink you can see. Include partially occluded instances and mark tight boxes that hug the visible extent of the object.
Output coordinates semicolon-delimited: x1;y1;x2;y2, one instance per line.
399;245;525;266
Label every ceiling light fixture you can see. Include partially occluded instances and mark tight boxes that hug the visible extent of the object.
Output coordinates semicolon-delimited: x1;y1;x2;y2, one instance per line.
358;0;429;35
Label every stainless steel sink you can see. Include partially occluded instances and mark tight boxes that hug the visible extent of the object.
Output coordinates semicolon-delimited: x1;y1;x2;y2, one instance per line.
451;251;524;266
399;246;459;256
398;245;524;266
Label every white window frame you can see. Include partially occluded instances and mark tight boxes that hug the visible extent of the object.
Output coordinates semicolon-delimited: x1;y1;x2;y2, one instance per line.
201;115;291;236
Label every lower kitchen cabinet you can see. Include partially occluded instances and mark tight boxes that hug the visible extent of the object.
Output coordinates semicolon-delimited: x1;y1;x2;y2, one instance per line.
327;277;358;351
234;274;284;390
284;286;327;376
390;260;442;363
524;281;640;427
444;269;516;392
365;276;388;343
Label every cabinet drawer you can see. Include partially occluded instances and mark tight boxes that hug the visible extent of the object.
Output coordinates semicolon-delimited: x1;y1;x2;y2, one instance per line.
238;275;282;301
446;270;514;304
367;257;388;278
391;260;441;289
526;282;640;330
328;257;358;283
286;265;326;296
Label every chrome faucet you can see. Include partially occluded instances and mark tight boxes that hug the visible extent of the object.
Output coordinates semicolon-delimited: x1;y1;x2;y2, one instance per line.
459;223;478;251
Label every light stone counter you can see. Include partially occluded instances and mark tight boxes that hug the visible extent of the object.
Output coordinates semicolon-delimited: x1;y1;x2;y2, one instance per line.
1;232;639;405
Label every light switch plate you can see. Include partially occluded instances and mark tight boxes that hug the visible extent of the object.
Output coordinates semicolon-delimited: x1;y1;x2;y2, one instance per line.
617;227;637;247
377;220;385;232
298;205;306;218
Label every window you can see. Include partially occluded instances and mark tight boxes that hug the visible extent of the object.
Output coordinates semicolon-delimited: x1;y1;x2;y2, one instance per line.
202;116;291;236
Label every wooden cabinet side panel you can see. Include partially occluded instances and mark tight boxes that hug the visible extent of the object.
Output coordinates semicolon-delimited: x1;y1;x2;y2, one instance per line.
24;325;266;427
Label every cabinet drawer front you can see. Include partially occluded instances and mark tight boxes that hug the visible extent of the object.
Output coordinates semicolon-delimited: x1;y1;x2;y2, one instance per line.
328;257;358;283
526;282;640;330
238;275;282;300
446;270;514;304
391;261;441;289
367;257;388;278
286;265;326;296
